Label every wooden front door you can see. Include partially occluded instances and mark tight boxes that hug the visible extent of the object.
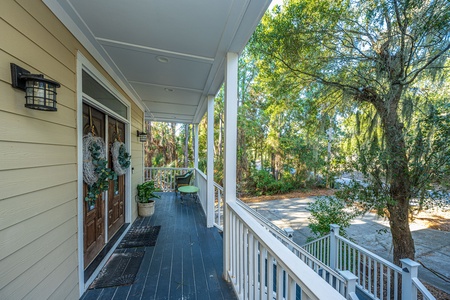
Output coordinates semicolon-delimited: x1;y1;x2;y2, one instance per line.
83;104;106;269
107;117;125;239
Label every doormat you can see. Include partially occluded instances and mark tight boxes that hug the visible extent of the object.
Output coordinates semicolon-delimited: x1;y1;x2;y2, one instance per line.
117;225;161;249
89;251;144;289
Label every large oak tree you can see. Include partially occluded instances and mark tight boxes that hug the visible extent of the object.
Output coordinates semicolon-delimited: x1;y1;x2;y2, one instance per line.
252;0;450;264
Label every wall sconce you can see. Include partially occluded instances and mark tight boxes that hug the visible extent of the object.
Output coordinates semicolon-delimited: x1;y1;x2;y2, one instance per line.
137;130;147;142
11;63;61;111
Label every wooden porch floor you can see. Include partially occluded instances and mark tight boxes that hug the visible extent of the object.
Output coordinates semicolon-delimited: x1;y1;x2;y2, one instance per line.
81;192;236;300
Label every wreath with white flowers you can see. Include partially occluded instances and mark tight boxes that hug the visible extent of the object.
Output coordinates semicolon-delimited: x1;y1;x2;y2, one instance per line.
111;141;131;176
83;133;117;204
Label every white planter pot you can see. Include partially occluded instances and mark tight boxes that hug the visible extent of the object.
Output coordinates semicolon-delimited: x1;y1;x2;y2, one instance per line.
138;200;155;217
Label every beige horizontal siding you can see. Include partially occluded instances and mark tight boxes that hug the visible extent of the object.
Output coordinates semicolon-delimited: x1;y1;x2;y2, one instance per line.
1;232;77;299
48;268;79;300
0;217;77;290
0;200;76;261
0;110;76;146
0;164;77;200
0;142;76;171
0;183;76;230
0;18;75;90
1;0;76;64
24;248;78;300
0;0;145;298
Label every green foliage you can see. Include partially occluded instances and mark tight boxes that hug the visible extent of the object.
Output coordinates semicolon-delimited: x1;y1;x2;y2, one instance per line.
85;143;117;204
136;180;160;203
308;195;360;239
245;168;301;195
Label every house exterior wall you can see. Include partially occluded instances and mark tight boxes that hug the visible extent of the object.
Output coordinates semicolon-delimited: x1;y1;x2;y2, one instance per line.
0;1;143;298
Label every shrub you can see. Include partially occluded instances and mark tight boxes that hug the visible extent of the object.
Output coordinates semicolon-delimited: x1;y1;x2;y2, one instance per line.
307;196;360;239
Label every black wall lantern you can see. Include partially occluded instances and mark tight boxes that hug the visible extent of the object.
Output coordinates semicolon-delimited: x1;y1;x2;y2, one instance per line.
137;130;147;142
11;63;61;111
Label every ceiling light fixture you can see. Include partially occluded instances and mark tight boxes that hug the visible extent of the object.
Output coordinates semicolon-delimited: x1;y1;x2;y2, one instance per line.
156;56;170;63
164;88;174;92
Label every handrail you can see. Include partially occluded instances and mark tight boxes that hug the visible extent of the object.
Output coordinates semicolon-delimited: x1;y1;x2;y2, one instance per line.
236;198;288;238
302;234;331;249
336;235;401;272
412;277;436;300
146;168;434;300
226;201;346;300
302;234;332;265
304;227;435;300
335;234;402;299
236;200;348;296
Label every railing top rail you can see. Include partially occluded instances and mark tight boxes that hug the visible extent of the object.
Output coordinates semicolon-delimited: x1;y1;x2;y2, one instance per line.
235;198;345;283
336;235;401;272
195;168;207;179
412;277;437;300
146;167;194;171
302;234;331;248
213;182;223;190
227;201;346;300
236;198;288;237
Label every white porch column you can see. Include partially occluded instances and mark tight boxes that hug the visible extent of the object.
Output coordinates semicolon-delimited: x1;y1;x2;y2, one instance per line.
194;123;199;170
223;52;239;280
206;95;215;228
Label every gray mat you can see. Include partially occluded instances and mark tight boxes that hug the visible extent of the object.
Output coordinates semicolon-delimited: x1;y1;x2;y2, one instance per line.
89;252;144;289
117;225;161;249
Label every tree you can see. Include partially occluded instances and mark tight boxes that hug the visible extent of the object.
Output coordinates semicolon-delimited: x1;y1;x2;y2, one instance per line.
252;0;450;264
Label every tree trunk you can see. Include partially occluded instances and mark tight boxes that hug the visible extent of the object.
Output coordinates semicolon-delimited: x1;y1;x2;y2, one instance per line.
376;86;415;265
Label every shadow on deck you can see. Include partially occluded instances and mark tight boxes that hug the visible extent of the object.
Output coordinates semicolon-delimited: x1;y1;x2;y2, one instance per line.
81;192;236;300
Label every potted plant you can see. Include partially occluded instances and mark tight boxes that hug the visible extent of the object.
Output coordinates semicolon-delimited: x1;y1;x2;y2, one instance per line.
136;180;160;217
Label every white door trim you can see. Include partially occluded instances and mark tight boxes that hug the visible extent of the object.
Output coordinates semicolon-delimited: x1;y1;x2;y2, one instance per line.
76;51;132;295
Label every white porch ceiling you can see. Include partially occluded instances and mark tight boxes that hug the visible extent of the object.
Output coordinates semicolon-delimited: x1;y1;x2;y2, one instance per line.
44;0;271;123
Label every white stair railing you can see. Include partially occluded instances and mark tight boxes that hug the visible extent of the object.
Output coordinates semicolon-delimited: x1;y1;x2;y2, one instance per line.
226;201;347;300
303;225;436;300
236;200;354;298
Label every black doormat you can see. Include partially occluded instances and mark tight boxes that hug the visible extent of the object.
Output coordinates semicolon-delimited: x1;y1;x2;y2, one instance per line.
117;225;161;249
89;251;144;289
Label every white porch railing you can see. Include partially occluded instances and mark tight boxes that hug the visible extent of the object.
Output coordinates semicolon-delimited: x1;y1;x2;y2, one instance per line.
302;225;436;300
145;167;193;191
145;167;436;300
225;201;347;300
236;199;354;298
194;169;207;213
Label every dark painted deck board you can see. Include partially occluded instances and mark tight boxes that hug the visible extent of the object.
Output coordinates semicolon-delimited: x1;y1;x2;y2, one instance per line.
81;192;236;300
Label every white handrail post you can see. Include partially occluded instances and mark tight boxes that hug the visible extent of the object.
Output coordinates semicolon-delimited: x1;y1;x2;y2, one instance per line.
339;270;358;300
223;52;239;280
206;95;215;228
330;224;340;270
401;258;420;300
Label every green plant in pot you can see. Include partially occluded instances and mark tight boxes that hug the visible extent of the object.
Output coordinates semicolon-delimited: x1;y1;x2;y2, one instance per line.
136;180;160;217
